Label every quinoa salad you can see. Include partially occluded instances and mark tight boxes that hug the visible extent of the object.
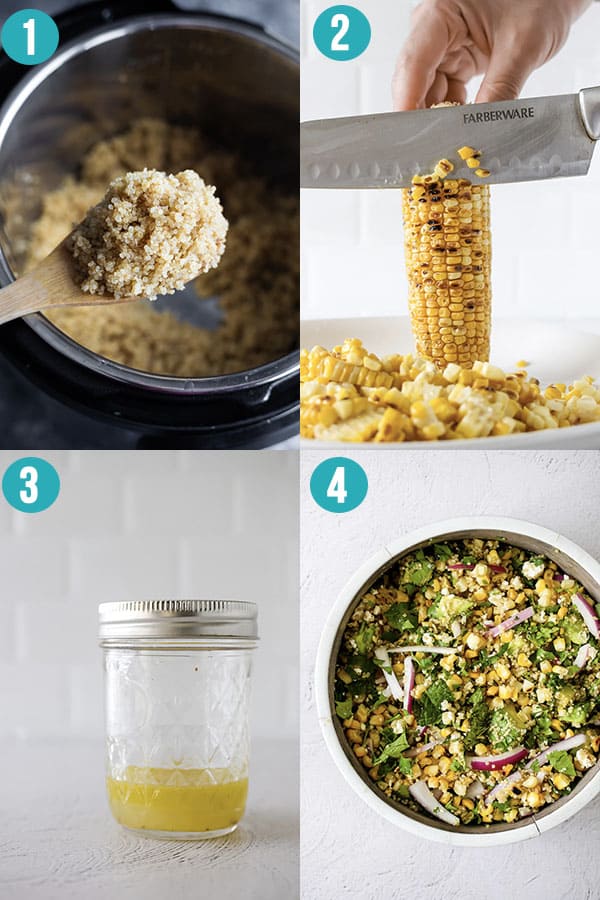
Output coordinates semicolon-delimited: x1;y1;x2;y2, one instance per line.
334;538;600;827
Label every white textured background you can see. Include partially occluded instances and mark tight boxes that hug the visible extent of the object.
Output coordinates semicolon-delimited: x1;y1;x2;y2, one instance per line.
0;450;298;742
301;449;600;900
301;0;600;322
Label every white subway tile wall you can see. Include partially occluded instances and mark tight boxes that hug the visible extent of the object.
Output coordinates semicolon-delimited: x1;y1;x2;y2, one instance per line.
301;0;600;321
0;451;298;742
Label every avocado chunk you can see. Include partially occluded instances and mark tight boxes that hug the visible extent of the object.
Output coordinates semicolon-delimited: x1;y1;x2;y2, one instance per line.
489;703;527;750
429;593;474;624
563;614;589;646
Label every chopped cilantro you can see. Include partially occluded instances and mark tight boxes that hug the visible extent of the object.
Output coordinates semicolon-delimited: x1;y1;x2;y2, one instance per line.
355;622;375;655
493;799;512;813
373;731;409;765
526;620;560;648
335;697;353;719
369;691;389;711
402;550;434;587
547;750;576;778
385;603;417;632
478;644;509;668
396;756;413;776
525;713;554;748
464;689;491;752
450;756;466;772
416;679;453;726
433;543;453;561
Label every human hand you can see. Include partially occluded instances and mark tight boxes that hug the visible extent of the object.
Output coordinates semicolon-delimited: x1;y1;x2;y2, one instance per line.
392;0;592;111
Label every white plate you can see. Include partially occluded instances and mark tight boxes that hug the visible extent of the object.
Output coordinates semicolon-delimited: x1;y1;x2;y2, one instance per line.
301;317;600;448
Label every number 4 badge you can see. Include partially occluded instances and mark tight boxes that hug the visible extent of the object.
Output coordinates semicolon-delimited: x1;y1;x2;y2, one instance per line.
310;457;368;513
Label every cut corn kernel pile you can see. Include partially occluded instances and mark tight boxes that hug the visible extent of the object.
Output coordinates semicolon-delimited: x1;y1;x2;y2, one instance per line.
335;538;600;827
300;339;600;442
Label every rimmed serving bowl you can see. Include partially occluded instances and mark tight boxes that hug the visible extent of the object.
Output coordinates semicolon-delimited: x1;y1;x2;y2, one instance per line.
315;516;600;845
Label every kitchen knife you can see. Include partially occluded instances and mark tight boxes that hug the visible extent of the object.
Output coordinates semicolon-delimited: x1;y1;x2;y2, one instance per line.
301;87;600;188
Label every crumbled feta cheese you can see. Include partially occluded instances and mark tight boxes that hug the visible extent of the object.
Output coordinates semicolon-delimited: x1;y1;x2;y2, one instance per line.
523;560;545;580
422;633;434;646
575;747;595;770
441;711;453;725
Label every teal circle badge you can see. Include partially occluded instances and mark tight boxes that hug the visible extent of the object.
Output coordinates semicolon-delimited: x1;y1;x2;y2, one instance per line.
2;457;61;513
313;5;371;61
310;457;368;513
1;9;59;65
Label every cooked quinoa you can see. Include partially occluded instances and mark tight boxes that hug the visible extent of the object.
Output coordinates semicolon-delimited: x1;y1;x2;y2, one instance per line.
301;339;600;441
5;118;298;377
335;539;600;827
68;169;227;300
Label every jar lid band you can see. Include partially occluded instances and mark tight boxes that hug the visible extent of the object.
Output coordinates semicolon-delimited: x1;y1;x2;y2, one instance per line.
98;599;258;640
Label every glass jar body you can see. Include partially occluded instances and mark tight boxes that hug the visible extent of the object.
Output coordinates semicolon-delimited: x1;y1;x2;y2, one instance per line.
102;642;254;840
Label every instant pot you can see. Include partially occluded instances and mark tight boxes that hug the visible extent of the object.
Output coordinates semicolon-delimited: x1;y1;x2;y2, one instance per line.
0;0;299;448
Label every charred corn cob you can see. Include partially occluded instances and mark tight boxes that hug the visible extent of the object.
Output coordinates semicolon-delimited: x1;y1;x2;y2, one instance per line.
403;174;491;369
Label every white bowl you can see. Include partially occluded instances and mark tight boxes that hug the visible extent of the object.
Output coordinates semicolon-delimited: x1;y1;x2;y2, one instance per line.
315;516;600;845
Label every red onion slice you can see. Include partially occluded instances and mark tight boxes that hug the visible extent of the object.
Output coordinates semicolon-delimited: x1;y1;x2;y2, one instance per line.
553;573;566;583
409;781;459;826
531;734;587;768
574;643;595;669
448;563;475;570
403;656;415;713
486;606;533;638
388;645;455;655
489;565;507;574
469;747;527;771
374;647;404;701
484;770;523;805
466;779;486;800
484;734;587;805
405;738;444;758
572;593;600;640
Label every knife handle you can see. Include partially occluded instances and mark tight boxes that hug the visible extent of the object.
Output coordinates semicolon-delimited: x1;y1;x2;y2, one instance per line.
579;87;600;140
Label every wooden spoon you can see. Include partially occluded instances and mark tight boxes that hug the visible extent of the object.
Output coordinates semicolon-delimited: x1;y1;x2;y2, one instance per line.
0;236;135;326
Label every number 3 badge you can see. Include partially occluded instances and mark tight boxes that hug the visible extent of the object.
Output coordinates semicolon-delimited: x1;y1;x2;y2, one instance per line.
2;457;61;513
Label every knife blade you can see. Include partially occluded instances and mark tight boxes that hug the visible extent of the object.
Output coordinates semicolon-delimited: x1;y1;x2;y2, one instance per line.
301;89;600;189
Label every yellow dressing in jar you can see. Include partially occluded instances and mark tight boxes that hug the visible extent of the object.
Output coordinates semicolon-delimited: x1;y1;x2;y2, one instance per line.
106;766;248;834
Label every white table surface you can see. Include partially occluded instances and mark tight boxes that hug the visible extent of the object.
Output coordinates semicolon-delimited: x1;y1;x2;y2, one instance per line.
0;738;298;900
300;449;600;900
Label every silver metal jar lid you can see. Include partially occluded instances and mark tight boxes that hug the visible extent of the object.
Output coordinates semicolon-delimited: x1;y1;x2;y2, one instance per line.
98;599;258;641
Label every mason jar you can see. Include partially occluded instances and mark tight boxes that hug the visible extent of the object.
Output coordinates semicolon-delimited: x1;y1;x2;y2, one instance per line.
98;599;258;840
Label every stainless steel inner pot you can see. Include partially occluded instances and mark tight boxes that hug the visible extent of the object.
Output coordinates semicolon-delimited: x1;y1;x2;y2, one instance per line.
0;13;298;395
329;527;600;836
